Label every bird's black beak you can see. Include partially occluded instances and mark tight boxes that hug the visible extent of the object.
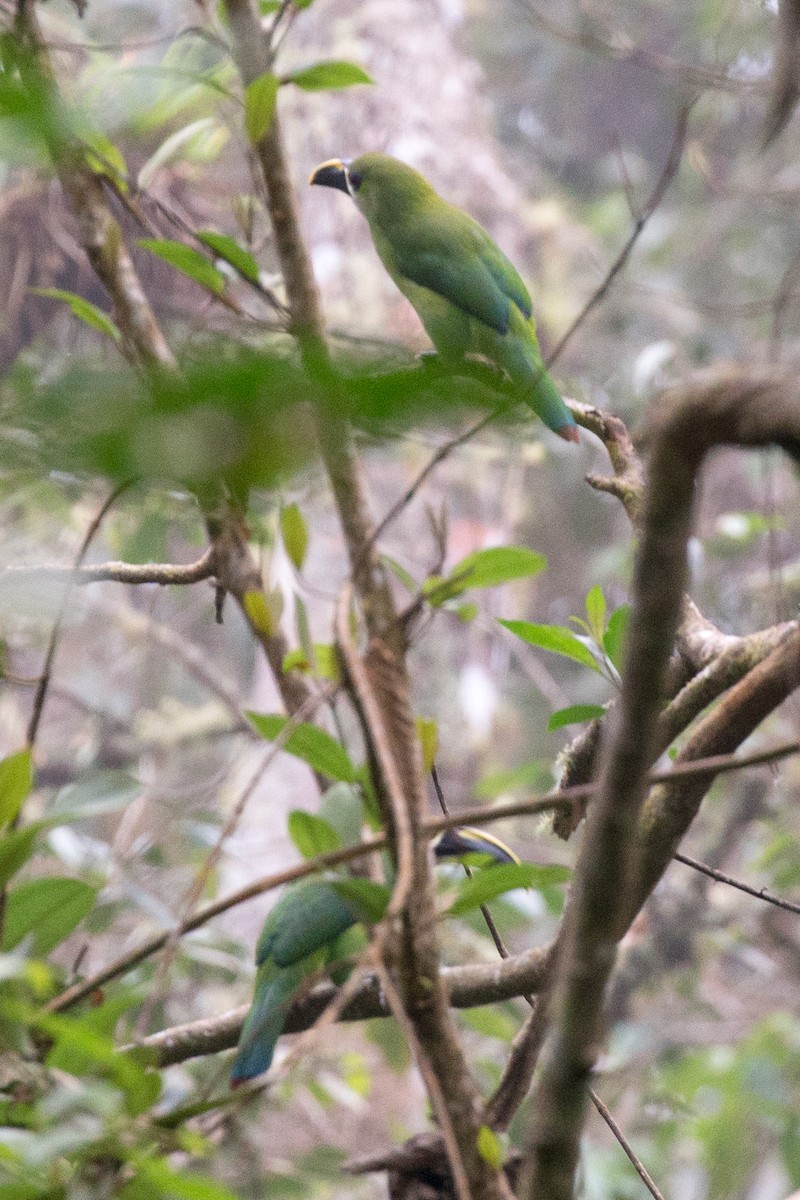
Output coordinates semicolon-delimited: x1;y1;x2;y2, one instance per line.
433;827;519;866
309;159;350;193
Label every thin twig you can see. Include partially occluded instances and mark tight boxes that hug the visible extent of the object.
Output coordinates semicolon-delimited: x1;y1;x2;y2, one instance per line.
674;850;800;915
26;482;131;749
589;1089;667;1200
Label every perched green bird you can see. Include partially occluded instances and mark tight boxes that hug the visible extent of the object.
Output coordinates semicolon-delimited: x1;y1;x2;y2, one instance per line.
310;153;579;442
230;827;518;1086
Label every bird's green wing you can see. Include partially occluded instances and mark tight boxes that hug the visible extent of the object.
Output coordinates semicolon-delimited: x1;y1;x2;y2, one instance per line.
258;880;359;970
390;210;532;335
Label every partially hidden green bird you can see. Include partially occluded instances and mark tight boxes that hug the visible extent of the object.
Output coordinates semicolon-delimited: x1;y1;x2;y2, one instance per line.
310;152;579;443
230;826;518;1086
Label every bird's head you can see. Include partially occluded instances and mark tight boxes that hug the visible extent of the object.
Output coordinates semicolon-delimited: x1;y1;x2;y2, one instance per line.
310;153;435;223
432;826;519;867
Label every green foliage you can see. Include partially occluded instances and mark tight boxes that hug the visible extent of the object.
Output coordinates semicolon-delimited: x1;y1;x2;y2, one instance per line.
500;618;601;672
31;288;121;342
330;877;391;923
196;231;261;284
2;878;97;955
248;713;357;782
288;810;342;858
547;702;606;730
446;862;570;916
244;72;279;143
0;750;32;827
137;239;227;296
426;545;546;605
283;61;373;91
280;502;309;570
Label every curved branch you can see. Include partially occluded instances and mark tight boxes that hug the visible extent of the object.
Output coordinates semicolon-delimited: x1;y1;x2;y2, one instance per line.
523;365;800;1200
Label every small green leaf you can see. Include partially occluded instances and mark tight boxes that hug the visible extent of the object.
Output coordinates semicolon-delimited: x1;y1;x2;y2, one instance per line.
248;713;356;781
294;594;314;666
381;554;417;592
447;862;570;916
243;588;277;636
331;877;391;924
284;61;373;91
455;602;478;622
3;878;97;955
244;71;279;143
416;717;438;774
137;239;226;295
197;230;260;284
83;132;128;188
476;1125;504;1170
547;703;606;731
288;810;342;858
433;546;546;603
0;823;43;888
31;288;120;341
603;605;630;671
585;584;606;642
499;620;601;673
0;750;33;827
280;502;309;570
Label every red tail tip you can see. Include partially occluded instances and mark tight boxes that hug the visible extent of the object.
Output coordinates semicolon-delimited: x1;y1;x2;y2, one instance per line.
557;425;581;443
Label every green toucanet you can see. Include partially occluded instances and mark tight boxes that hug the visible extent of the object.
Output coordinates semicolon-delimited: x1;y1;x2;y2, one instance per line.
310;152;579;442
230;826;518;1086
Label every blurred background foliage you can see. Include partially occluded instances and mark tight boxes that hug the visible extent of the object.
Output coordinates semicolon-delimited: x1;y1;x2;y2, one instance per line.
2;0;800;1197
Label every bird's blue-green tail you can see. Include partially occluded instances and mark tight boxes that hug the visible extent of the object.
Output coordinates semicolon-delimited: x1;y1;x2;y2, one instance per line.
530;365;579;443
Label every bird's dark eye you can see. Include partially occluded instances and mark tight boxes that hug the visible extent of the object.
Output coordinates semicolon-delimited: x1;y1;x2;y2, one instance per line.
347;170;363;191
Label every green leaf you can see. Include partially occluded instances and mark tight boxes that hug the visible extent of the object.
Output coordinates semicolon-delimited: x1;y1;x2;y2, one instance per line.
585;584;607;642
380;555;417;593
547;703;606;731
319;783;363;850
31;288;121;341
477;1125;504;1170
137;239;226;296
331;877;391;924
83;131;128;188
248;713;356;782
416;717;438;774
603;605;630;671
280;502;309;570
0;750;33;827
432;546;546;602
129;1160;241;1200
499;620;601;673
3;878;97;955
0;823;41;888
447;862;570;916
288;810;342;859
197;230;260;284
244;72;279;144
284;61;373;91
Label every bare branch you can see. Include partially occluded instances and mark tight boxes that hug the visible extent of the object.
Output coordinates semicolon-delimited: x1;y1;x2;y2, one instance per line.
2;549;217;588
674;849;800;916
